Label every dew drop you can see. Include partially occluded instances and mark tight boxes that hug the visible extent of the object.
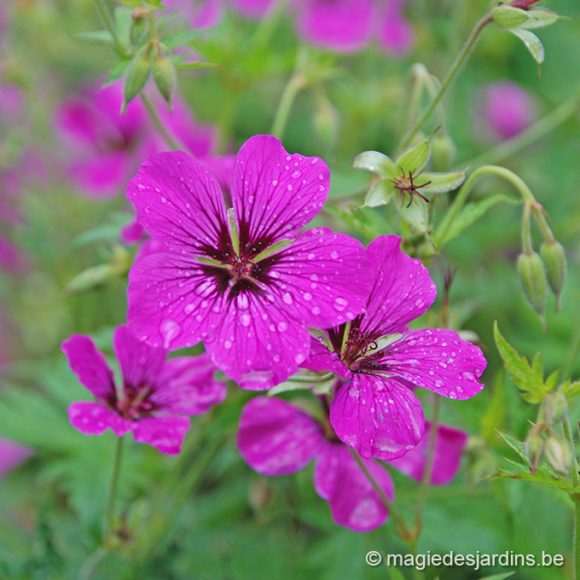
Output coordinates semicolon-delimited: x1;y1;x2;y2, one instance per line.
333;297;348;311
277;321;288;332
159;319;181;349
184;303;196;315
241;313;251;327
294;353;305;364
283;293;293;304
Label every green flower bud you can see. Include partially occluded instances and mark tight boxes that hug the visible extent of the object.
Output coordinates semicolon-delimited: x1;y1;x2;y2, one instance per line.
541;391;568;424
525;433;544;473
123;45;151;110
540;240;566;309
430;133;456;172
153;54;177;109
544;434;572;474
517;252;547;319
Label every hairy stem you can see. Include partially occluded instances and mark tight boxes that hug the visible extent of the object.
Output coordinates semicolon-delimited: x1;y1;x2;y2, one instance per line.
400;13;493;150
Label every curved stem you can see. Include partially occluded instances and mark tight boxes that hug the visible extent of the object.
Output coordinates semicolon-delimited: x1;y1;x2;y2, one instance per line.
400;13;493;150
271;74;306;140
140;93;180;150
521;203;533;254
461;91;580;168
434;164;536;248
104;436;124;539
93;0;126;56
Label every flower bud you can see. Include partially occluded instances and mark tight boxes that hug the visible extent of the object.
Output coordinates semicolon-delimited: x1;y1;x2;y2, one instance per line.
123;45;151;110
152;54;177;109
544;434;572;474
517;252;547;319
541;391;568;424
540;240;566;309
430;133;456;172
525;433;544;473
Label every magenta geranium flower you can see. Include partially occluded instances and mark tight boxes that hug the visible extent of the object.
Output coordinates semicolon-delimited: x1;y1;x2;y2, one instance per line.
303;235;486;460
126;135;371;389
62;325;226;454
0;438;33;479
238;396;468;531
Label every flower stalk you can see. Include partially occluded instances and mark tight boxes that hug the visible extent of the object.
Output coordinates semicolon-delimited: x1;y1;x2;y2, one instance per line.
104;436;124;540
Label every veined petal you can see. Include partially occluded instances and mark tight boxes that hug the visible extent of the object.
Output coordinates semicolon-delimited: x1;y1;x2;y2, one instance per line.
132;415;190;454
297;0;373;53
68;402;133;437
379;328;486;400
387;422;468;485
62;335;117;404
127;252;224;350
360;235;437;338
206;292;312;389
113;325;167;394
231;135;329;249
314;442;394;532
264;227;372;328
237;397;324;475
330;373;425;460
126;151;230;257
152;354;227;414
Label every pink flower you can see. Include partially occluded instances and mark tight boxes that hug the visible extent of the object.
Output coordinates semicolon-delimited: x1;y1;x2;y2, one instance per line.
304;235;486;460
238;396;467;531
126;135;372;389
62;325;226;454
478;81;535;140
55;83;216;198
0;438;32;479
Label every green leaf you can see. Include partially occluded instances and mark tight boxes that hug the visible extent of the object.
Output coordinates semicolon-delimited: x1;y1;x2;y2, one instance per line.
416;170;465;194
162;29;205;50
385;565;406;580
364;179;395;208
353;151;398;179
496;430;530;464
493;322;548;403
104;59;131;86
396;139;430;174
510;28;545;64
492;5;529;29
323;204;378;239
435;194;518;248
562;380;580;400
520;9;560;30
75;30;114;44
64;264;117;294
114;6;133;50
71;212;134;248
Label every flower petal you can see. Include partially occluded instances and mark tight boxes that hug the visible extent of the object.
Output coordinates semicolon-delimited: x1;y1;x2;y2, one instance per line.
231;135;329;248
314;442;394;532
330;373;425;461
68;401;133;437
297;0;373;53
379;328;486;400
387;422;468;485
302;337;350;378
378;8;414;55
238;397;324;475
231;0;275;18
0;438;33;479
361;235;437;338
206;292;312;389
113;325;167;394
127;251;223;349
132;415;190;454
62;335;117;404
126;150;229;255
264;227;372;328
152;354;227;414
69;151;132;198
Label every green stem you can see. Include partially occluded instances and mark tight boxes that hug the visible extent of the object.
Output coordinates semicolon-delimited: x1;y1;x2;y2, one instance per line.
251;0;287;48
521;203;533;255
93;0;126;56
104;436;124;539
461;92;580;168
140;93;180;150
434;164;536;248
563;414;579;490
148;8;158;43
414;396;441;535
271;75;306;139
350;448;412;545
288;372;334;384
79;547;107;580
400;13;493;150
574;498;580;580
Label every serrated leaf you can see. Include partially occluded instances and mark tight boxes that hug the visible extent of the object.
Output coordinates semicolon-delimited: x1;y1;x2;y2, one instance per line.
396;139;430;174
435;194;519;248
520;8;559;30
492;5;529;29
364;179;395;208
353;151;398;179
544;370;560;393
510;28;544;64
562;380;580;400
496;430;529;464
416;170;465;194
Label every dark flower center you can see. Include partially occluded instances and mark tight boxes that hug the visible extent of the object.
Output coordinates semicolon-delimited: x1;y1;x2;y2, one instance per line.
113;382;158;420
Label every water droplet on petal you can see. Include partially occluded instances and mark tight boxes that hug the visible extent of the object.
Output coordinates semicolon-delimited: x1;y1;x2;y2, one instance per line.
159;319;181;349
277;321;288;332
283;293;293;304
240;313;251;327
333;297;348;311
294;353;305;364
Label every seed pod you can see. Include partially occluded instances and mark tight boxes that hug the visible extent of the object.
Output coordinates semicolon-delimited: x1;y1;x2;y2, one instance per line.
544;434;572;474
517;252;547;319
430;133;456;172
123;45;151;110
153;54;177;109
540;240;566;309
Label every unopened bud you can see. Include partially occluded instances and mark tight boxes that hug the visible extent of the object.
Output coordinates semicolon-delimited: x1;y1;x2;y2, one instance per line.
123;45;151;110
540;240;566;309
517;252;547;319
492;5;529;29
541;391;568;424
525;433;544;472
544;434;572;474
430;133;456;172
152;54;177;109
